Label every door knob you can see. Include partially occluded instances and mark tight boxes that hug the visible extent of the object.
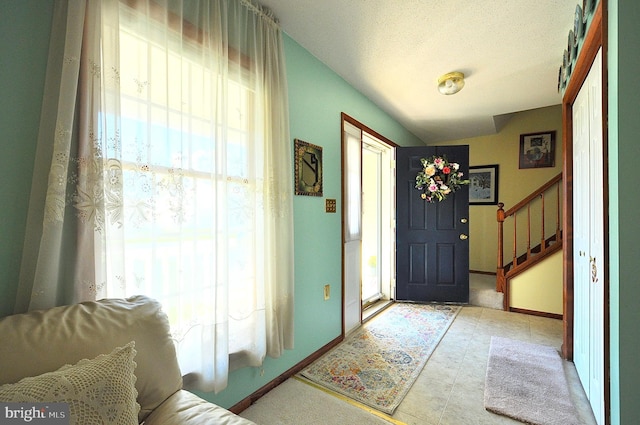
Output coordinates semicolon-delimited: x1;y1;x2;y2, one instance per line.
459;234;468;240
460;218;468;223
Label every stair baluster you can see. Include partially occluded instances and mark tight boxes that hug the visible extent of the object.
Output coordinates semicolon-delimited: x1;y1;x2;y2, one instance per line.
496;173;563;311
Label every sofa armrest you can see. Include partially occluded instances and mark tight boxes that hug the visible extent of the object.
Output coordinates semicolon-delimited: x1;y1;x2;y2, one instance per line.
0;296;184;423
142;390;256;425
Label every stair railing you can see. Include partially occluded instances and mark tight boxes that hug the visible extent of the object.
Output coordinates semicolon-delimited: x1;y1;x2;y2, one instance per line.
496;173;563;297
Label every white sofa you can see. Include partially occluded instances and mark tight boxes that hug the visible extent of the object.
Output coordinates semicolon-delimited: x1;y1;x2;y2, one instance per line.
0;295;255;425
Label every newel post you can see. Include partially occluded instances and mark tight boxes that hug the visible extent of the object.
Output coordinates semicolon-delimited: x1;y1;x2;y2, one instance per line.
496;202;506;294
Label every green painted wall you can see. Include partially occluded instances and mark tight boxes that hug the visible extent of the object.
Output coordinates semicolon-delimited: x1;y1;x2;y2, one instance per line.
608;4;620;423
0;0;54;317
608;1;640;424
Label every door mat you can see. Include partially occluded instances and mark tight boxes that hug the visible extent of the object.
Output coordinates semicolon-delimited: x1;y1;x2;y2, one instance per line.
484;336;581;425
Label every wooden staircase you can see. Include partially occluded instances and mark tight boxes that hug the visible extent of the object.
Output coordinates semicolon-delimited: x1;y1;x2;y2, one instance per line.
496;173;563;311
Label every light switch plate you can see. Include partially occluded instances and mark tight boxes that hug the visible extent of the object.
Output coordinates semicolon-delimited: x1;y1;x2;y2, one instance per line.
325;199;336;213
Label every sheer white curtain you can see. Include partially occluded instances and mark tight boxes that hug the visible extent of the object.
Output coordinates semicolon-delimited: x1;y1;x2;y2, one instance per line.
343;121;362;242
16;0;294;393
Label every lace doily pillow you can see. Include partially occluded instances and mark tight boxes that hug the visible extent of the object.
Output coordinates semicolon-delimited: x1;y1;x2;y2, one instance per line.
0;341;140;425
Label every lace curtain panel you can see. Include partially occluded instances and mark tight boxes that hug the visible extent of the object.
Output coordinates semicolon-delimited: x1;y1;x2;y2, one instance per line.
16;0;294;393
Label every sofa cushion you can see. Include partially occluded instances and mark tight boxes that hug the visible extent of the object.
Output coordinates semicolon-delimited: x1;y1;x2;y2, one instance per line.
0;341;139;425
0;296;183;422
142;390;256;425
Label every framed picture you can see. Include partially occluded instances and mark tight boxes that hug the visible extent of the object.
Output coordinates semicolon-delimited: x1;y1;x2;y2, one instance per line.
519;131;556;169
469;164;499;205
294;138;323;196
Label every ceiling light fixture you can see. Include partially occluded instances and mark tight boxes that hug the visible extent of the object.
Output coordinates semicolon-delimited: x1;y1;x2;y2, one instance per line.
437;72;465;95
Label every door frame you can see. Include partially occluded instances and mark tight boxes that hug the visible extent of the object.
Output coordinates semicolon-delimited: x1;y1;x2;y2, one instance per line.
340;113;398;335
361;138;394;308
561;0;609;422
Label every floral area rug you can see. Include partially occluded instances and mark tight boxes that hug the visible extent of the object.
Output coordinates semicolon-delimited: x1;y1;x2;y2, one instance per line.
299;302;460;414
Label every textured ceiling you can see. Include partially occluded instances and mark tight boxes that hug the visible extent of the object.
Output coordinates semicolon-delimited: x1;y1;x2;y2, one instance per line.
259;0;577;144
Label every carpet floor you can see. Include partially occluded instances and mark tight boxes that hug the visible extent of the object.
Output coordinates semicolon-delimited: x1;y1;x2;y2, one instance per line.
484;336;582;425
299;302;460;414
239;377;403;425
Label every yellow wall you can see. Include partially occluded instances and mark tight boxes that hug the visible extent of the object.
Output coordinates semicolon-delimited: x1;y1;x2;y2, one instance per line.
433;105;563;272
509;250;563;315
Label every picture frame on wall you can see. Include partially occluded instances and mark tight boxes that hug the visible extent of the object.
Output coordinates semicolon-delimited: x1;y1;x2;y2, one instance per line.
294;138;323;196
469;164;499;205
519;130;556;169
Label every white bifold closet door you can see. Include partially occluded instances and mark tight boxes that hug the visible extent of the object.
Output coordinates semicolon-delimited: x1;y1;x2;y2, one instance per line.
572;47;604;425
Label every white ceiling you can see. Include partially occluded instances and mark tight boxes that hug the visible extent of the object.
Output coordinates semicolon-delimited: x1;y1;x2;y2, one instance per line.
259;0;577;144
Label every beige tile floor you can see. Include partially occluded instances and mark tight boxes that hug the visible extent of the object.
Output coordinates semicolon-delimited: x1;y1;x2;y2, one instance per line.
241;302;598;424
392;306;597;425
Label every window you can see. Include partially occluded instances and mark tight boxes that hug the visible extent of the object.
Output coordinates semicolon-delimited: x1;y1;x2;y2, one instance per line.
84;0;293;392
17;1;292;392
112;16;259;356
